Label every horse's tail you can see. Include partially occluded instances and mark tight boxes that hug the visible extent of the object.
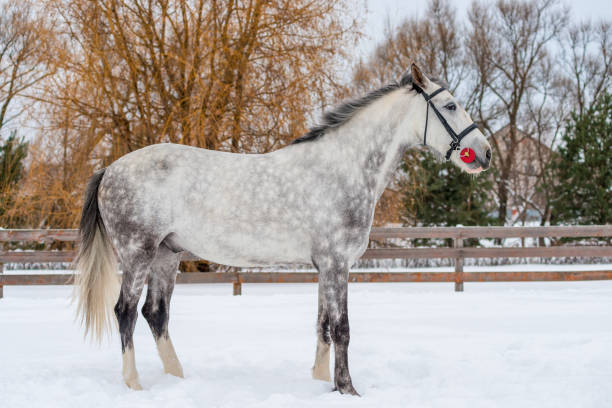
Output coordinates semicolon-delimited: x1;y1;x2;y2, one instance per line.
73;168;120;343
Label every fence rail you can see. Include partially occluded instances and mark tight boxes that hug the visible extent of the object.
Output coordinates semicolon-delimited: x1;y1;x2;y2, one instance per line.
1;225;611;297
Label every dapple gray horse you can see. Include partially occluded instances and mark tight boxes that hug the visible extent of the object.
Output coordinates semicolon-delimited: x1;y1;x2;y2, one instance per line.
75;63;491;395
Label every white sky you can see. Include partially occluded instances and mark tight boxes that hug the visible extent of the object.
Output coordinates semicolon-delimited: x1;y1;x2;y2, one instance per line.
359;0;612;57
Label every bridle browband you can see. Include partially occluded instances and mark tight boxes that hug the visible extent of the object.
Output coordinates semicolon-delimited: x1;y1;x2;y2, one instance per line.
413;84;479;161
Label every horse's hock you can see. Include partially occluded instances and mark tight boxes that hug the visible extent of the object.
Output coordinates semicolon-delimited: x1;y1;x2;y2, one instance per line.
1;225;611;298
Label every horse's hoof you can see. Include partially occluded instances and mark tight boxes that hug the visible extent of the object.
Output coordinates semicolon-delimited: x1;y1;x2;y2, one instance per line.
171;370;185;379
164;365;185;379
333;384;360;396
125;379;143;390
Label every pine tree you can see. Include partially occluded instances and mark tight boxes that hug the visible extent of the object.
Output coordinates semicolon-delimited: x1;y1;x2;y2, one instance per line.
0;130;28;221
551;93;612;225
401;151;497;227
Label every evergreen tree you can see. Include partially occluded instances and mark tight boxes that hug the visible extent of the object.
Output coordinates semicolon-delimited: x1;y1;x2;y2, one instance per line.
551;93;611;225
401;151;497;227
0;130;28;220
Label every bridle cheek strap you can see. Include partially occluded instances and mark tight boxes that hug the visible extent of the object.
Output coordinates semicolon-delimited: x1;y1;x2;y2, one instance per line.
414;84;479;161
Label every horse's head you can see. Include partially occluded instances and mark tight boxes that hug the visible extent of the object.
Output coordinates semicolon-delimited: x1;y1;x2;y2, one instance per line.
399;63;491;174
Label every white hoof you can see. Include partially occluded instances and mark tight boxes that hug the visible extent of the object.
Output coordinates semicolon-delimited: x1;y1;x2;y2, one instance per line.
125;378;143;390
157;336;185;378
122;347;142;390
165;364;185;379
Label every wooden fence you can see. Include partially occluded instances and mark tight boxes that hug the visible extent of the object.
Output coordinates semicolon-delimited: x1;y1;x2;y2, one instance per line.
1;225;611;297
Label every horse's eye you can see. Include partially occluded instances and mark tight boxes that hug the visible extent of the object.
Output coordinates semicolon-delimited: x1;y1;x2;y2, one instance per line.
445;103;456;111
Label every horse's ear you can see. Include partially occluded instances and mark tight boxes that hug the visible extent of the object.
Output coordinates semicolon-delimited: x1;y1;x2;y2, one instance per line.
410;63;429;88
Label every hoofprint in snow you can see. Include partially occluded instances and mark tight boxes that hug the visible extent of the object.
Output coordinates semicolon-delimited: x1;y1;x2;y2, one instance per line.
1;280;611;408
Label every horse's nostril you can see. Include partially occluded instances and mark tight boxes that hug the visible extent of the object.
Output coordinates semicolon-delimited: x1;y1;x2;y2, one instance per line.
485;148;491;161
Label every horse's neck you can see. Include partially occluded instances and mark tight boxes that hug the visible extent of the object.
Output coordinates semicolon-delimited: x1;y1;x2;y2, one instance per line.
310;93;421;199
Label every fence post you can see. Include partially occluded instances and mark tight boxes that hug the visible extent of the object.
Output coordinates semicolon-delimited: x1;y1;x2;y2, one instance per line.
454;237;464;292
0;262;3;299
233;273;242;296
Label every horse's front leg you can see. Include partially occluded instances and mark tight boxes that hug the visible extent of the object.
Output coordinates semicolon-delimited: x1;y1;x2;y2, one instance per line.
314;256;359;396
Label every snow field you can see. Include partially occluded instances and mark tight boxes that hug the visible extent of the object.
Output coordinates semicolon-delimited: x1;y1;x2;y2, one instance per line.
1;281;611;407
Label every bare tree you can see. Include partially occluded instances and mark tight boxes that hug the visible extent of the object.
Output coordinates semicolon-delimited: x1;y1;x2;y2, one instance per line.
0;0;56;228
353;0;464;93
0;0;55;133
466;0;569;225
7;0;362;229
41;0;361;159
560;21;612;116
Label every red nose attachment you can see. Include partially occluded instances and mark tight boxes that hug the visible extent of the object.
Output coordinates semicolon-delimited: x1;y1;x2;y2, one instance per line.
460;147;476;163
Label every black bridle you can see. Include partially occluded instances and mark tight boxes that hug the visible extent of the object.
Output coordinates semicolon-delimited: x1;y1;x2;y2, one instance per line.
413;84;479;161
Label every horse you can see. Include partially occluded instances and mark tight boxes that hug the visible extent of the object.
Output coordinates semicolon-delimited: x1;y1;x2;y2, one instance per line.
74;63;491;395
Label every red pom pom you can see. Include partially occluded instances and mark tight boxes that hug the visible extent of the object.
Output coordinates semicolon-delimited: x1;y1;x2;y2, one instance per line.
460;147;476;163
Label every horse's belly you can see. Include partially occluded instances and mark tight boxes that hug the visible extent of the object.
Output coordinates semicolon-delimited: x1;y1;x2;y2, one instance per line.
173;228;312;267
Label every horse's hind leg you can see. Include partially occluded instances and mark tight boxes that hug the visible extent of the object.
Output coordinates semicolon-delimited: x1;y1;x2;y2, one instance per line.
114;244;157;390
312;288;331;382
141;244;184;378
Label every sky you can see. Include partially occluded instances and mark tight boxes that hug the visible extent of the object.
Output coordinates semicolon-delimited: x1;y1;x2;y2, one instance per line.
360;0;612;57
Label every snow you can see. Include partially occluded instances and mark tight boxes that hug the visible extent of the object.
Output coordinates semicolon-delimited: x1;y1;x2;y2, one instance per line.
1;281;612;407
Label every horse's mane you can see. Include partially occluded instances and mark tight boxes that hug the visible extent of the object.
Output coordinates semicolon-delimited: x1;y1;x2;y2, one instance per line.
291;73;447;145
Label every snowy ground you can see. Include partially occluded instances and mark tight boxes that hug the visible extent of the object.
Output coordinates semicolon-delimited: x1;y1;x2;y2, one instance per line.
1;280;612;408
